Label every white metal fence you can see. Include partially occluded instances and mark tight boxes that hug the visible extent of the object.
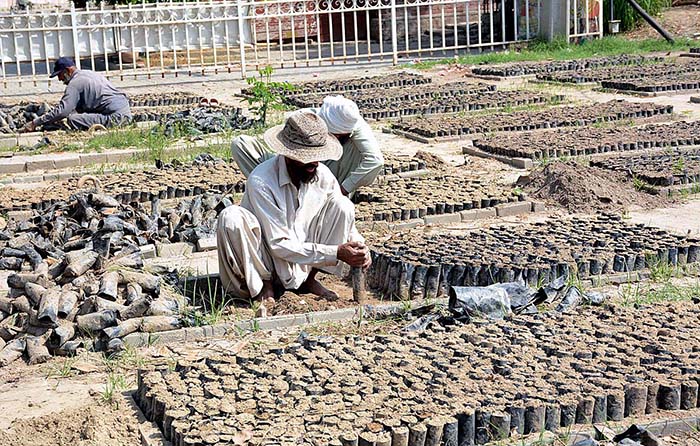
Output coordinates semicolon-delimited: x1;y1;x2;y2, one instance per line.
568;0;602;41
0;0;602;87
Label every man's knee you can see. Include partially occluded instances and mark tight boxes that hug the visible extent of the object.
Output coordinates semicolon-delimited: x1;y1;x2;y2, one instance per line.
218;205;249;231
66;114;84;130
329;195;355;221
231;135;255;152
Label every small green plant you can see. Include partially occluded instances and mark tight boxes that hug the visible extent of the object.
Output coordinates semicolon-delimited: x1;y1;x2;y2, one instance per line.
672;156;686;175
646;254;677;282
566;268;586;293
45;357;77;379
146;333;160;347
245;66;293;126
512;186;523;197
102;372;130;407
619;280;641;307
399;295;413;314
632;176;655;193
119;343;147;368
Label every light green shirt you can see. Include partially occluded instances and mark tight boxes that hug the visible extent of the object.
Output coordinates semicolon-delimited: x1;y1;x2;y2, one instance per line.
307;108;384;194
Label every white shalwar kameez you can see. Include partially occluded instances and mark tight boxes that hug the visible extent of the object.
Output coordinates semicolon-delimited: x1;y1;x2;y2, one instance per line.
216;155;364;298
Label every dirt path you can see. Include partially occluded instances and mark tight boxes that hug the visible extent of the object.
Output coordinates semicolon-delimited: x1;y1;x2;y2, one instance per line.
628;197;700;235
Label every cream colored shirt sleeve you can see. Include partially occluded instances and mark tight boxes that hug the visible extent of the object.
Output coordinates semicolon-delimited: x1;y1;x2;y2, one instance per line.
245;175;339;267
340;121;384;193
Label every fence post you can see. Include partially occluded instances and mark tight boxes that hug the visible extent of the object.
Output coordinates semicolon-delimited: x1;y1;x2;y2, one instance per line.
237;0;247;79
390;0;398;64
70;3;81;69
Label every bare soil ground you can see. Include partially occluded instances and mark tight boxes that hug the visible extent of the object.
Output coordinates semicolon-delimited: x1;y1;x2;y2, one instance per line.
524;160;673;213
0;371;141;446
629;197;700;235
625;5;700;40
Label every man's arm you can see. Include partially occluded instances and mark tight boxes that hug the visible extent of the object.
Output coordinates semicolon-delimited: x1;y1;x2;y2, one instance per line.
32;84;80;127
247;177;339;267
340;121;384;194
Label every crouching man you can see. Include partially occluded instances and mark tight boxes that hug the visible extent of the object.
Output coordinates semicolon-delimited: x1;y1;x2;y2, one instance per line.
217;112;371;307
22;57;131;132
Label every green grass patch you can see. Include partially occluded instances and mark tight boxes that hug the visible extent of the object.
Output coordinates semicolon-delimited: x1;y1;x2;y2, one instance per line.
409;36;693;70
605;0;671;32
634;281;700;306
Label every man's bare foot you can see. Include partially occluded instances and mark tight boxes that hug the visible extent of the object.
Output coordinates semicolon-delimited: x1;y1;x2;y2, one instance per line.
297;276;338;300
256;280;275;301
255;281;276;317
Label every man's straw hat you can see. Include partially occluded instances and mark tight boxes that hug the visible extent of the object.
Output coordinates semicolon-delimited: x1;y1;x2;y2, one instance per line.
264;111;342;164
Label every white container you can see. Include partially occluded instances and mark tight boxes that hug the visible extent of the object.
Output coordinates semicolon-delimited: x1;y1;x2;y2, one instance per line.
608;20;621;34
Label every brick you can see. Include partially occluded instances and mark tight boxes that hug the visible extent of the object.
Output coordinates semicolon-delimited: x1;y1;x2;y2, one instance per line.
196;236;218;252
106;150;137;163
122;332;148;348
423;213;461;225
0;159;26;174
531;201;547;213
0;271;10;292
210;324;232;337
136;120;158;129
79;153;108;166
391;218;423;230
16;134;43;147
183;327;207;342
460;208;497;221
156;241;194;257
53;154;81;169
307;308;357;324
139;244;157;259
150;329;187;345
495;201;532;217
57;171;77;180
43;173;60;181
7;210;33;221
257;315;297;330
25;157;55;172
13;175;44;183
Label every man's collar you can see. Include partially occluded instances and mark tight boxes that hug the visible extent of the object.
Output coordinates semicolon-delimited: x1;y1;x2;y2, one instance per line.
277;155;292;188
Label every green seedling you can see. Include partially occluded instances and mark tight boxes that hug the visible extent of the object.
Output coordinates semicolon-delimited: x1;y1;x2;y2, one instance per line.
245;66;293;126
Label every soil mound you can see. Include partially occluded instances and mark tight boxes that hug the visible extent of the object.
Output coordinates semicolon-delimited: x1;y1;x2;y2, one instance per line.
0;399;140;446
525;161;671;213
415;150;446;169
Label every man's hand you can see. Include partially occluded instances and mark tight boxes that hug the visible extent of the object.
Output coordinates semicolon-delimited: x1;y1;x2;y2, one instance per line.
337;241;368;268
362;249;371;269
21;121;36;133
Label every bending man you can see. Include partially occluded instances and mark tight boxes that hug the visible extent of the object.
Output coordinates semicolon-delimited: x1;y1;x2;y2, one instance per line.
217;111;370;305
22;57;131;132
232;96;383;195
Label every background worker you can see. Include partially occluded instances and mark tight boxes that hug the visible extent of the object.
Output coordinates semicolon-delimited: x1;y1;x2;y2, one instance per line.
232;95;383;196
22;57;132;132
